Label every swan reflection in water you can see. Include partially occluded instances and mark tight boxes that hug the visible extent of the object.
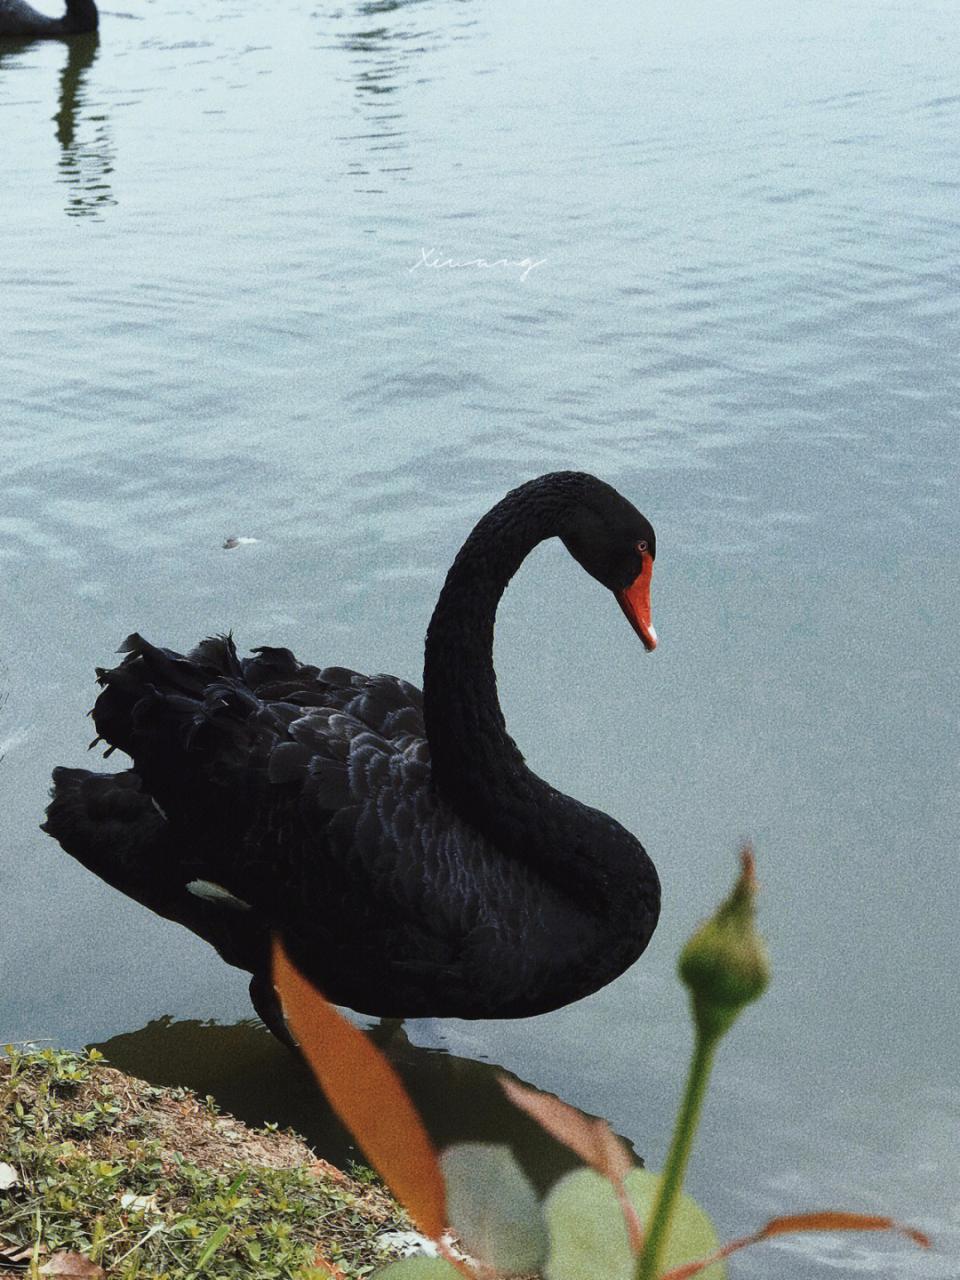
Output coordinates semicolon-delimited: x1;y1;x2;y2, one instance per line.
327;0;479;192
96;1015;640;1192
54;33;115;218
0;31;115;218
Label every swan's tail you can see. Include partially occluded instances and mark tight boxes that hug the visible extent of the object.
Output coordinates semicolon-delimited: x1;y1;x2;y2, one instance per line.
42;766;267;973
42;767;174;904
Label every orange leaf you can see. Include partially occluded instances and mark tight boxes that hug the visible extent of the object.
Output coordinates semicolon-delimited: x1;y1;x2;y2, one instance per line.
660;1209;931;1280
272;939;446;1239
500;1075;642;1253
758;1211;930;1248
499;1076;633;1181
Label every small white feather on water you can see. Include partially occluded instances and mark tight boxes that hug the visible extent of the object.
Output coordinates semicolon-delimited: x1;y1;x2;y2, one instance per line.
0;728;30;758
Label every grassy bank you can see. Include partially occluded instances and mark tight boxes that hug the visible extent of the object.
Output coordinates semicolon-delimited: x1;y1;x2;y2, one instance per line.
0;1046;411;1279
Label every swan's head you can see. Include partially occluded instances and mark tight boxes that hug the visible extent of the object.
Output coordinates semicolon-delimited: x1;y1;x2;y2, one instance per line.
560;479;658;652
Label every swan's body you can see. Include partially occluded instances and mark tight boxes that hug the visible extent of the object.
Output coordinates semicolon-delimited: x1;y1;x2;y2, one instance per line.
0;0;96;38
43;473;661;1032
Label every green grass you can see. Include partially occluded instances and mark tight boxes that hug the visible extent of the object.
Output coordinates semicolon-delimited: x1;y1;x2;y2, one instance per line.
0;1046;408;1279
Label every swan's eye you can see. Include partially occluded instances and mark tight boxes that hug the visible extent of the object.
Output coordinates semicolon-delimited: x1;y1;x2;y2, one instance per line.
636;540;648;554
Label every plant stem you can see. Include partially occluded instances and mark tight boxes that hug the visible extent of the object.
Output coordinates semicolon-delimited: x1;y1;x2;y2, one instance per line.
635;1029;720;1280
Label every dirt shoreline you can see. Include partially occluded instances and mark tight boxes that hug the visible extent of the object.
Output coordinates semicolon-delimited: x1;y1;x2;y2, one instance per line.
0;1046;412;1279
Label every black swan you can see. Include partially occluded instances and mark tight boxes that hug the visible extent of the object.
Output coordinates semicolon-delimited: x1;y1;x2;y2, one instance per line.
43;472;660;1036
0;0;96;38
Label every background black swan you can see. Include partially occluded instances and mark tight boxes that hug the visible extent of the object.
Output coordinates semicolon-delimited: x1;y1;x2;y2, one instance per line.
43;472;660;1036
0;0;96;38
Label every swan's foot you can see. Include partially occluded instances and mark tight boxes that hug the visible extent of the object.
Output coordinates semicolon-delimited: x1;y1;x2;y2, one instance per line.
249;973;297;1051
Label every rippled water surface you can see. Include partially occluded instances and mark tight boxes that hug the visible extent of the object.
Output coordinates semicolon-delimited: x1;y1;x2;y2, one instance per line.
2;1;959;1274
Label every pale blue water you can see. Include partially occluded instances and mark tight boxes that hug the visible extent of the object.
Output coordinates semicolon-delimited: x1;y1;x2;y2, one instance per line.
2;1;958;1275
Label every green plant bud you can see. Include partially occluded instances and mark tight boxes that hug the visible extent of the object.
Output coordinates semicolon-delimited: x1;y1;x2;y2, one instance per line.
679;847;771;1040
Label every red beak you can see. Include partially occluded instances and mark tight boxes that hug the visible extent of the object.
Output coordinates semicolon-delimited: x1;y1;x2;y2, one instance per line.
617;554;657;651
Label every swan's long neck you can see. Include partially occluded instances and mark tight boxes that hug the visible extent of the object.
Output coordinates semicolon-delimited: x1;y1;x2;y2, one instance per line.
422;474;649;913
424;478;566;802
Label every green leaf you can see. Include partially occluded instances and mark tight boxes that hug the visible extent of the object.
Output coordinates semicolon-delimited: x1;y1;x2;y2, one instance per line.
373;1260;463;1279
191;1222;231;1272
499;1077;633;1184
441;1143;548;1274
543;1169;725;1280
625;1170;724;1279
544;1168;632;1280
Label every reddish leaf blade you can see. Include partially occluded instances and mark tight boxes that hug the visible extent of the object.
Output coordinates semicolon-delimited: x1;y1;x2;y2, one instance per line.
499;1076;632;1182
500;1076;643;1252
614;1179;646;1256
660;1210;931;1280
273;939;446;1239
759;1211;930;1248
659;1235;763;1280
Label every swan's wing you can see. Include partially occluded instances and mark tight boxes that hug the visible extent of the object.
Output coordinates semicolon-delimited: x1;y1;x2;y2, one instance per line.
88;635;432;874
272;702;559;1014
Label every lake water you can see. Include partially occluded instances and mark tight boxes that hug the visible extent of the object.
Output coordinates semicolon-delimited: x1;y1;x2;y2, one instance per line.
1;0;958;1275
